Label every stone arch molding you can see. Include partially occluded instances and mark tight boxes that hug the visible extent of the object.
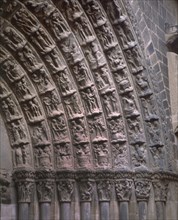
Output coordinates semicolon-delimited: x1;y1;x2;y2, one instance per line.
0;0;176;220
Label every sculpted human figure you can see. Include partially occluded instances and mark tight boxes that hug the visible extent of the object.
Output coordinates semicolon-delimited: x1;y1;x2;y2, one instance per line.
71;119;87;143
2;97;19;121
15;77;32;99
51;117;67;140
122;92;139;118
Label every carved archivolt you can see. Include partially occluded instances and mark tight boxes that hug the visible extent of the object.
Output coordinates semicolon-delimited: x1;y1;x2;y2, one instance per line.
0;0;170;174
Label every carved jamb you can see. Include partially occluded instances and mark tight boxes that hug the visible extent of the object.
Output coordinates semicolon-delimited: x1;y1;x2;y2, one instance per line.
57;180;74;202
134;179;151;201
0;169;11;204
96;180;112;202
115;179;133;202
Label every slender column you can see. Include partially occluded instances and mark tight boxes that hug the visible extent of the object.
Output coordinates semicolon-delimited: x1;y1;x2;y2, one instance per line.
153;181;168;220
78;179;94;220
36;174;54;220
13;170;35;220
115;179;133;220
57;180;74;220
135;179;151;220
96;180;111;220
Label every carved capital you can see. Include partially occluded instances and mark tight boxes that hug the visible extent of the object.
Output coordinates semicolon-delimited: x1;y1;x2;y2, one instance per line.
115;179;133;201
78;180;94;202
57;180;74;202
16;181;34;203
36;180;54;203
134;180;151;201
153;181;169;202
96;180;112;201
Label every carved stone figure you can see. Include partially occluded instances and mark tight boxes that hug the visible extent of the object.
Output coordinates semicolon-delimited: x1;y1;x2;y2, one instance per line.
12;7;39;35
17;44;42;72
134;180;151;201
51;116;67;142
31;122;48;146
79;180;94;201
73;16;95;45
43;90;61;116
86;0;106;27
44;48;66;73
45;10;70;41
132;144;147;169
10;120;27;144
135;73;152;97
57;180;74;202
15;77;33;100
122;92;140;118
89;116;106;141
150;146;164;169
0;81;9;99
102;91;120;117
2;59;24;82
1;26;26;52
93;142;109;167
97;23;117;50
115;180;133;201
64;93;82;118
147;121;163;147
31;68;53;94
55;143;72;168
81;86;100;115
35;146;52;168
1;97;20;121
56;69;75;96
22;98;43;122
107;49;125;71
17;181;34;203
97;180;111;201
113;143;129;169
76;143;91;167
31;27;55;54
71;119;88;144
118;79;133;95
37;181;54;202
14;144;30;167
127;118;145;145
73;62;92;88
108;118;126;143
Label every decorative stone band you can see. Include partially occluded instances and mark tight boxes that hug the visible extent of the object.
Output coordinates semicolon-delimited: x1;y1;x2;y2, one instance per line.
13;169;35;203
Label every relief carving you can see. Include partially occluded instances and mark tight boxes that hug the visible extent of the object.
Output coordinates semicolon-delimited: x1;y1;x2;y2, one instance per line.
1;96;20;121
147;121;163;147
153;181;168;202
132;144;147;169
22;98;43;123
107;48;126;71
122;92;140;118
76;143;91;168
88;116;106;142
55;68;75;96
78;180;94;202
0;81;10;99
57;180;74;202
135;180;151;201
118;79;133;95
96;180;111;201
55;143;72;168
42;90;62;117
51;115;68;143
150;145;164;170
93;142;109;167
35;145;52;168
64;92;82;119
16;181;34;203
115;179;133;201
135;72;152;97
112;143;129;169
81;86;100;115
13;144;31;167
37;181;54;202
108;118;126;143
71;118;88;144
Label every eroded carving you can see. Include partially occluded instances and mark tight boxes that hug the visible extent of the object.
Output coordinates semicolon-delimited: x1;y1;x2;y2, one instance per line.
76;143;91;168
57;180;74;202
16;181;34;203
35;145;52;168
115;179;133;201
37;181;54;202
78;180;94;201
89;116;106;142
71;118;88;144
135;180;151;201
97;180;111;201
93;142;109;167
112;143;129;169
55;143;72;168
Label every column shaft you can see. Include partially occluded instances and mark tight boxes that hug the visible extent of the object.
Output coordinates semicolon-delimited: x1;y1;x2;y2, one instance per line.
119;202;129;220
81;202;91;220
138;201;147;220
60;202;71;220
19;203;29;220
99;202;110;220
40;203;51;220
